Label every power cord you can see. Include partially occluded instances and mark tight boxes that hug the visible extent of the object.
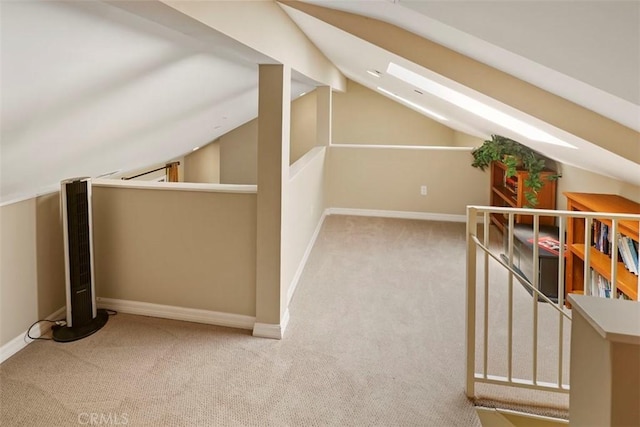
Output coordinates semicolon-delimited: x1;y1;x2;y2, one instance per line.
25;310;117;341
26;319;66;341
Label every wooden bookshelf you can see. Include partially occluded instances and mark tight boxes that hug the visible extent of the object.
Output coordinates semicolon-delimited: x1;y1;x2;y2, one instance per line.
489;161;557;232
565;192;640;301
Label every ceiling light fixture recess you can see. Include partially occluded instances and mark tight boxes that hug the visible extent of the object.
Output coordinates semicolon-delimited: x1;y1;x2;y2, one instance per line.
377;87;447;121
192;146;200;151
299;92;307;97
386;62;576;148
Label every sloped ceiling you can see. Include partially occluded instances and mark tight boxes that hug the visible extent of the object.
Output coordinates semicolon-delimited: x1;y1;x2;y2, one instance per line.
283;0;640;186
1;0;639;203
0;0;313;203
300;0;639;131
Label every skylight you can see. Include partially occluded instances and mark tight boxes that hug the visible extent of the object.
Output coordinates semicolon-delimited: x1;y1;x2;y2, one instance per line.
377;87;448;121
387;62;576;149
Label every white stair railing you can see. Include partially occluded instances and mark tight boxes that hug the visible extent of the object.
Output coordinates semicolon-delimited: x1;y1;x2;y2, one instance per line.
465;205;640;401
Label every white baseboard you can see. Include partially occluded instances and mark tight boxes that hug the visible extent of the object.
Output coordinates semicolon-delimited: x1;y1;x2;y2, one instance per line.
287;212;327;306
96;297;255;330
0;306;66;365
253;308;290;340
325;207;466;223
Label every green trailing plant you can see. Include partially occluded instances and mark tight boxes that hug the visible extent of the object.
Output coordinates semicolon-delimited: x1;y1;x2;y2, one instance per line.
471;135;557;207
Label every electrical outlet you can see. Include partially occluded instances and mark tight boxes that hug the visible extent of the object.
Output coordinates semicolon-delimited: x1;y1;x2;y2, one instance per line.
420;185;427;196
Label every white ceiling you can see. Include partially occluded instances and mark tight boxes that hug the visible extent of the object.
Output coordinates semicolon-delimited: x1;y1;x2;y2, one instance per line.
300;0;640;132
283;0;640;185
1;0;638;203
401;0;640;106
0;0;312;203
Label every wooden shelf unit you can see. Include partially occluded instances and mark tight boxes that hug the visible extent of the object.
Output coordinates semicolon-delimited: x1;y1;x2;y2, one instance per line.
565;192;640;301
489;161;557;232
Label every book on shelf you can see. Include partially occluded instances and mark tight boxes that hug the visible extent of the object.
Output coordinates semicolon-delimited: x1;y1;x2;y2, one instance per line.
590;219;640;278
590;271;633;300
590;271;611;298
503;176;518;194
618;236;634;274
592;221;611;255
618;235;639;275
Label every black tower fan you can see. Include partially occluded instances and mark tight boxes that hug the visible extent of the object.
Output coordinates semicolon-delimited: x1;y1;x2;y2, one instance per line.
53;178;108;342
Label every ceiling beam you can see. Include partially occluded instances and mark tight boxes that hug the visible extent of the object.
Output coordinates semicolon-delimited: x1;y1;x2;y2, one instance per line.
156;0;346;91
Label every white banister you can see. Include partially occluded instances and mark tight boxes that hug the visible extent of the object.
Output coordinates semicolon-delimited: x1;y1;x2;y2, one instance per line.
610;219;619;296
557;216;567;388
507;213;515;382
532;214;540;385
465;206;478;398
483;211;490;379
466;205;640;404
584;218;592;296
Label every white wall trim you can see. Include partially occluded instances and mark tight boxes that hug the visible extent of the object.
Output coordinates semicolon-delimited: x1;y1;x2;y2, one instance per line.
329;143;473;151
0;306;66;364
0;187;59;208
325;207;466;223
96;297;255;330
91;179;257;194
281;308;290;336
475;407;569;425
287;211;327;306
252;308;290;340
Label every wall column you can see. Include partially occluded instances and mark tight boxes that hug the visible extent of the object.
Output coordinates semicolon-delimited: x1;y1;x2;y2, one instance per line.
316;85;332;146
254;64;291;339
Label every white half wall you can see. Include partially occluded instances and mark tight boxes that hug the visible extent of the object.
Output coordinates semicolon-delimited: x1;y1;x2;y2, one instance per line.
283;146;327;308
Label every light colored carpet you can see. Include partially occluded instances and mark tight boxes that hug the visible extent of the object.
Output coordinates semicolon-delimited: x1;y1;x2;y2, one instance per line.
0;215;566;426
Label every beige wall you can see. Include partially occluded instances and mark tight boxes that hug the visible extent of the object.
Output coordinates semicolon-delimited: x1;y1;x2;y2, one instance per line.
220;119;258;185
283;147;326;305
453;131;486;148
326;146;488;215
333;81;455;146
219;90;320;185
556;164;640;209
92;186;257;316
184;142;220;184
290;91;318;164
0;199;38;345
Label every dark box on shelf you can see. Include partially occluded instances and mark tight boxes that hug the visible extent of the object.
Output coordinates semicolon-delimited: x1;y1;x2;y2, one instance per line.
502;224;563;302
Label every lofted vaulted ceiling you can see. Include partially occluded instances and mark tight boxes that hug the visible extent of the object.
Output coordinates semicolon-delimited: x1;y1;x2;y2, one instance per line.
1;0;638;204
0;0;315;203
283;0;640;185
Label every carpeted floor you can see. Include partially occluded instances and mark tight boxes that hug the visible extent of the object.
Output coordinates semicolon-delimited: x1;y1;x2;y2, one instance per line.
0;215;567;426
